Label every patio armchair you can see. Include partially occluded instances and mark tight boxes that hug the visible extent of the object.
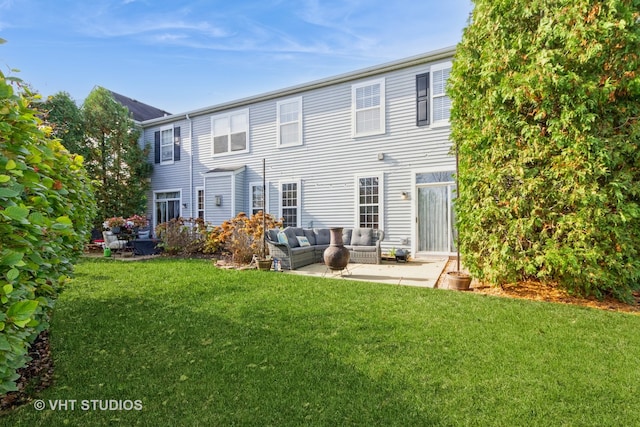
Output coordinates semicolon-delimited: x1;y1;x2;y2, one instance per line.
102;231;128;251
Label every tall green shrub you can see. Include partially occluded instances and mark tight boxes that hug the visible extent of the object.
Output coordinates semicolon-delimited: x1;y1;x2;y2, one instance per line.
82;87;152;226
449;0;640;300
0;71;95;394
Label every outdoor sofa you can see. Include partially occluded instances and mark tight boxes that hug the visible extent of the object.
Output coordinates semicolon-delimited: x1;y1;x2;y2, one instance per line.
266;227;384;270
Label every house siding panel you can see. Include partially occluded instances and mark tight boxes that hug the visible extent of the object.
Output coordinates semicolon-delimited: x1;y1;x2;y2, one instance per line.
142;47;456;255
204;175;232;225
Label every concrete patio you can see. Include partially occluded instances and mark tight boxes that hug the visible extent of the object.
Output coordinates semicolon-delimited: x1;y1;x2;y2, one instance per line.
283;257;449;288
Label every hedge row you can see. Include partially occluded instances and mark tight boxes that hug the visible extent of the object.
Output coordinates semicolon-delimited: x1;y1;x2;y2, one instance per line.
0;72;95;393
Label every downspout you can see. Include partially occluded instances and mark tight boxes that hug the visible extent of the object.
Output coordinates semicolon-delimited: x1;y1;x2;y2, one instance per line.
186;113;194;219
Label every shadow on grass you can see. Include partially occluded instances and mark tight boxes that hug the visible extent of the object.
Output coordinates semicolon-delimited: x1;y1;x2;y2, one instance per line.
5;293;443;426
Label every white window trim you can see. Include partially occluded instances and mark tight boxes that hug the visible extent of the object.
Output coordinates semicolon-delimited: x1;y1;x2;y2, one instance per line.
352;78;386;138
430;61;452;128
160;125;174;165
210;109;250;157
250;181;270;216
153;188;182;227
276;97;303;148
195;186;205;220
279;179;302;228
354;173;384;229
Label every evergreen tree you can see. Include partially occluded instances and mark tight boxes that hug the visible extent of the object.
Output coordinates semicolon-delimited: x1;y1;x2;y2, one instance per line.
82;87;152;225
449;0;640;300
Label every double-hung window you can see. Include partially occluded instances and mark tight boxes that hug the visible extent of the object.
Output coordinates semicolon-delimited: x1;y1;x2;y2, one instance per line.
250;181;269;216
277;97;302;147
352;78;385;137
355;175;383;229
211;109;249;156
279;180;301;228
432;63;452;124
417;62;452;127
196;187;205;219
154;125;181;164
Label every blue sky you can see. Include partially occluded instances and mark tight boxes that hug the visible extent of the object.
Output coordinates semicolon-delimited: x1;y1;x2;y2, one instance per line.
0;0;473;114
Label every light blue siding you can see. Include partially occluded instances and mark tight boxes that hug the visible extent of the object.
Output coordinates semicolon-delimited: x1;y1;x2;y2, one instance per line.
142;47;456;256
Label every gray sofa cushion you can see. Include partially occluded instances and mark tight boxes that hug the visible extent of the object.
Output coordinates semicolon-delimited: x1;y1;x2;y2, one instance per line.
351;228;373;246
283;227;300;247
342;228;352;245
314;228;331;245
303;229;317;245
267;229;279;242
290;246;315;255
345;245;376;252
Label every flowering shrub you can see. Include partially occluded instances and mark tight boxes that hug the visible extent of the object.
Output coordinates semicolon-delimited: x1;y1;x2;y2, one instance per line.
205;211;282;264
104;215;148;231
105;216;126;228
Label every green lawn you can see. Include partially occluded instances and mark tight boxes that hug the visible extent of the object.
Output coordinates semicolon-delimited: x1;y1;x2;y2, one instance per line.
3;258;640;426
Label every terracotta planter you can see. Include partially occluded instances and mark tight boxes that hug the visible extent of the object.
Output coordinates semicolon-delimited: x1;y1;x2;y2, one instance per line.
446;271;472;290
323;227;350;271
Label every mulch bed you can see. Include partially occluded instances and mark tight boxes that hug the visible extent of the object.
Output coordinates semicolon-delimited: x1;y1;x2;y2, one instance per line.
0;330;54;414
438;259;640;314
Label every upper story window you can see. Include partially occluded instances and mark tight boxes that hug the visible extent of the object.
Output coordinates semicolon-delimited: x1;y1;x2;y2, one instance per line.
417;62;452;127
154;125;181;165
277;97;303;147
432;63;452;124
352;78;386;137
211;109;249;156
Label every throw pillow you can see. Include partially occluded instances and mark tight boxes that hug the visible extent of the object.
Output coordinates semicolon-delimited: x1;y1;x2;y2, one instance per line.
277;231;288;244
296;236;311;247
138;230;150;239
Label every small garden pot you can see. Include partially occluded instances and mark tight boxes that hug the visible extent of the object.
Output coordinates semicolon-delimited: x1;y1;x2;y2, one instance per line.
446;271;472;290
257;259;272;271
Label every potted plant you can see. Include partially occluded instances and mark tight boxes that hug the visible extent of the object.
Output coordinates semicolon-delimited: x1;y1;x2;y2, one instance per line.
105;216;126;234
254;211;273;271
446;143;472;290
127;214;149;231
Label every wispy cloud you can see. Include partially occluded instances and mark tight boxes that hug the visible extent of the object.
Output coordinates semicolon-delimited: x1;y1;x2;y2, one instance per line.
88;18;229;39
0;0;15;9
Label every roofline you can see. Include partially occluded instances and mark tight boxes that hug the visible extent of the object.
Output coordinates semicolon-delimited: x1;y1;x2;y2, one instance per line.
142;45;456;127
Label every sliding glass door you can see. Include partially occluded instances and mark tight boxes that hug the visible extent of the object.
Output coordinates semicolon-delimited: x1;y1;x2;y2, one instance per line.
416;171;456;254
